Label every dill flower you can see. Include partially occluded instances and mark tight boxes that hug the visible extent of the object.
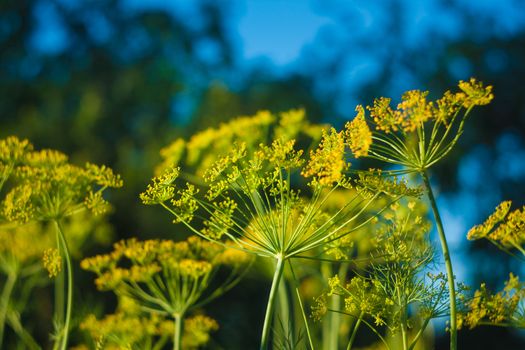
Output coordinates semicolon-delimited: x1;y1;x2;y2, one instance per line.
80;310;175;349
367;97;402;134
3;161;122;222
182;315;219;350
343;78;493;172
397;90;434;132
42;248;62;278
458;78;494;107
0;136;33;167
311;294;328;322
82;236;251;350
302;128;347;187
345;105;372;158
459;273;525;329
143;140;412;262
155;108;325;176
467;200;525;255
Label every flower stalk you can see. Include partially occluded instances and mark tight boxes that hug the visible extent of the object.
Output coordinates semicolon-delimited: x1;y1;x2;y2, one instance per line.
260;256;285;350
0;271;17;348
346;311;363;350
54;220;73;350
421;171;457;350
173;313;182;350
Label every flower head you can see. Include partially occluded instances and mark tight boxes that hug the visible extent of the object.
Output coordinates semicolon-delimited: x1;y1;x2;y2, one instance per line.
345;105;372;158
82;236;251;315
302;128;347;187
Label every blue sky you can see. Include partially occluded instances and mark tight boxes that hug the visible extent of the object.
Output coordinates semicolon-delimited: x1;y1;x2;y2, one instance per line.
236;0;334;65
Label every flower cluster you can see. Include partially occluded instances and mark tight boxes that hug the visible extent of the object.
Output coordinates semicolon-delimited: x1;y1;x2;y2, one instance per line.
467;200;525;255
155;109;325;176
343;79;494;173
81;236;251;315
354;170;422;199
459;273;525;329
328;274;391;327
42;248;62;278
344;105;372;158
79;296;175;350
0;137;122;223
302;128;348;187
182;314;220;350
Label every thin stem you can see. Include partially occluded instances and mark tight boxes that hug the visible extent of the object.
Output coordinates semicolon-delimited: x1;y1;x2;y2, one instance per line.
328;308;391;350
321;263;331;350
173;313;183;350
55;246;65;327
346;311;364;350
54;220;73;350
6;310;42;350
329;287;341;350
329;263;348;350
260;257;285;350
288;261;314;350
400;320;409;350
421;171;457;350
0;271;17;348
409;317;431;350
277;279;291;342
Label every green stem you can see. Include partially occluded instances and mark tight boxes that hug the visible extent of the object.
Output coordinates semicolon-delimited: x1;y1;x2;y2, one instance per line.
288;261;314;350
173;313;183;350
421;171;457;350
320;263;331;350
346;312;363;350
55;254;65;326
400;320;409;350
6;310;42;350
0;271;17;348
54;220;73;350
409;318;431;350
260;257;285;350
331;263;348;349
277;278;291;340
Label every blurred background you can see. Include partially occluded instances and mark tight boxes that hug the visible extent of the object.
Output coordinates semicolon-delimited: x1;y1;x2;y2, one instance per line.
1;0;525;348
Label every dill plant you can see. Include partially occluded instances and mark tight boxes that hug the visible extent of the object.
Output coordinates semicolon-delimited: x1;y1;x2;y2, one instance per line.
312;200;467;350
344;78;494;350
142;126;417;349
81;236;252;350
0;136;122;350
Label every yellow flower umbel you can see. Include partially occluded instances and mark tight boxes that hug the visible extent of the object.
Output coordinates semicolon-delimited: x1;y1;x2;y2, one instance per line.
343;79;493;350
0;136;122;350
142;129;419;349
467;200;525;256
345;106;372;159
155;108;325;176
459;273;525;329
344;78;493;173
79;296;176;350
302;128;348;187
81;236;251;350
